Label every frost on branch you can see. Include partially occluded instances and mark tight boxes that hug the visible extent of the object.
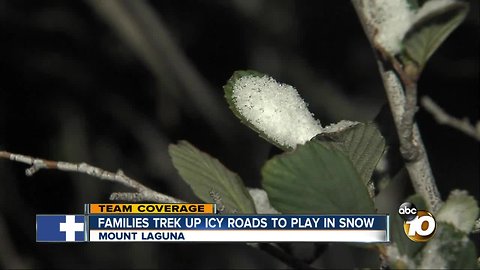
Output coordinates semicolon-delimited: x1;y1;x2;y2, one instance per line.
232;75;323;149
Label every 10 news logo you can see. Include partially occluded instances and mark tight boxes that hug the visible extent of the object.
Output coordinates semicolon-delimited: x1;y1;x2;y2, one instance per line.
398;202;436;242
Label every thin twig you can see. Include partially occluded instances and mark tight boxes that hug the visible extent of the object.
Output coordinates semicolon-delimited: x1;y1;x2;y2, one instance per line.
0;151;184;203
110;192;146;202
421;96;480;141
352;0;442;213
0;150;312;268
209;189;226;214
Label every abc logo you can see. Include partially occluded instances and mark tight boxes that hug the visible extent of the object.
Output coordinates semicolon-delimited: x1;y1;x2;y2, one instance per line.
398;202;436;242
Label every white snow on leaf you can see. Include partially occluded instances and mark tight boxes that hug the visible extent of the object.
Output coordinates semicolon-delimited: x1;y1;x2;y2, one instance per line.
232;75;361;148
232;75;323;148
363;0;459;55
436;189;479;234
322;120;359;133
248;188;280;214
364;0;414;54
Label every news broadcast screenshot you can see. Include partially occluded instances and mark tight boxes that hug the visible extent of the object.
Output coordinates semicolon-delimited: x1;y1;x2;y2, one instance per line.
1;0;479;269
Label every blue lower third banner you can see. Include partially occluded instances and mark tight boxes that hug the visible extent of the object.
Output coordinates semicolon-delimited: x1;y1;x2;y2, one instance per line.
88;215;390;243
36;215;86;242
36;214;389;243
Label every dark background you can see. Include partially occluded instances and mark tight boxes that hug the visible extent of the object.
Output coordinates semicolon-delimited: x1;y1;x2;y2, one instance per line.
0;0;478;268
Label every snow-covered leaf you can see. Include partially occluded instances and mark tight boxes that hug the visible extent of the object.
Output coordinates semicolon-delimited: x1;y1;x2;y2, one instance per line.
363;0;414;54
224;70;322;150
436;190;479;234
362;0;468;73
417;223;477;269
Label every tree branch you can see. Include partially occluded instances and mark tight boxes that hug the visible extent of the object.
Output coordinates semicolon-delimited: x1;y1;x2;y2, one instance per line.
0;151;184;203
400;82;421;161
421;96;480;141
0;150;314;269
110;192;146;202
351;0;442;213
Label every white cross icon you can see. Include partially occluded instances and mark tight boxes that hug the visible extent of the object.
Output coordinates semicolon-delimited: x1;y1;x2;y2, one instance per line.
59;215;84;241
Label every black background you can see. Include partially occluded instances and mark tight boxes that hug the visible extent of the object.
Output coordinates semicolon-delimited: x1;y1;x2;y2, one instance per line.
0;0;478;268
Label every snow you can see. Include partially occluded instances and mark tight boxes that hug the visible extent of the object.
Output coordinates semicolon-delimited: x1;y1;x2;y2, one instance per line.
248;188;280;214
231;75;361;148
232;75;323;148
437;189;479;233
322;120;359;133
363;0;458;55
363;0;414;54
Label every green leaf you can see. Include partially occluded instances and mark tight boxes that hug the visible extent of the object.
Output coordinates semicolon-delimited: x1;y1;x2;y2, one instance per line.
316;122;385;185
437;190;479;234
261;139;375;214
224;70;288;151
416;223;478;269
401;1;469;73
169;141;256;213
